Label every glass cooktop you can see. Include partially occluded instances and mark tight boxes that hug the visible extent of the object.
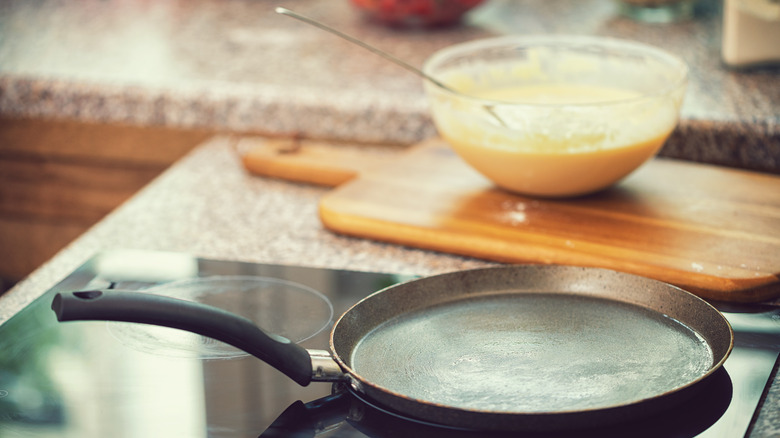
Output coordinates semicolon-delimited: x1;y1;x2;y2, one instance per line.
1;250;778;437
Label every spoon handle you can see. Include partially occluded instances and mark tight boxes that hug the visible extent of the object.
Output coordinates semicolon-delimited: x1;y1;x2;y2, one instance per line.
275;7;507;127
274;7;451;91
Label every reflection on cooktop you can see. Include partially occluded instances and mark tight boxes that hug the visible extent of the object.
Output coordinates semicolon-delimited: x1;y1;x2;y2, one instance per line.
261;368;733;438
104;275;334;360
0;250;778;437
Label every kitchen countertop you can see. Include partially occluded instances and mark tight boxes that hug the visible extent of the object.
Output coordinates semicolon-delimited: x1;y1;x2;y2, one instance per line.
0;0;778;172
1;135;779;436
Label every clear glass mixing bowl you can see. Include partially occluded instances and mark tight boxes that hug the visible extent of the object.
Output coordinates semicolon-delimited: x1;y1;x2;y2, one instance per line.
423;35;688;197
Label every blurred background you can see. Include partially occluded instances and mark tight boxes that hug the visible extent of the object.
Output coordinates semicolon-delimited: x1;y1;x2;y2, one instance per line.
0;0;778;293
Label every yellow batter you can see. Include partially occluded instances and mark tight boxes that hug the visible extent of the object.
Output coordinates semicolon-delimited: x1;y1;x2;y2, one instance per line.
431;82;679;196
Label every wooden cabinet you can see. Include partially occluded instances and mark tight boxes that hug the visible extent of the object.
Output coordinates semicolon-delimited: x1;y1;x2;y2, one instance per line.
0;117;213;288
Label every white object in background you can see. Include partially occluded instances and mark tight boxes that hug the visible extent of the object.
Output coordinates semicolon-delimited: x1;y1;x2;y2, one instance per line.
722;0;780;68
94;249;198;283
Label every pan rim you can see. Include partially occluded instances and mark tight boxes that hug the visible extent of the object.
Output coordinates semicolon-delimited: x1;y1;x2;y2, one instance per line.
328;264;734;428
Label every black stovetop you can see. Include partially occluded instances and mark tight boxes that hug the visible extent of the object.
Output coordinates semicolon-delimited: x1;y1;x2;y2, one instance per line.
1;250;778;437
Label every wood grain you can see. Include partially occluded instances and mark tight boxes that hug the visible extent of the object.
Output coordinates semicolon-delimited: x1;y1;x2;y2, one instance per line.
0;117;213;284
317;139;780;303
239;137;401;187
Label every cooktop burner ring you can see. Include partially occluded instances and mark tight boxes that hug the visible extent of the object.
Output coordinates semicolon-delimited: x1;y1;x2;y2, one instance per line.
105;275;334;360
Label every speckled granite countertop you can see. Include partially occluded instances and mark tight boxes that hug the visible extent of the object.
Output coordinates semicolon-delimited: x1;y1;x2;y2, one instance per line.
2;136;779;436
1;0;778;172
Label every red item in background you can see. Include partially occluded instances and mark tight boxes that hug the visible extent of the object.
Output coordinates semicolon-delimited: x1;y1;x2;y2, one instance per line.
349;0;486;27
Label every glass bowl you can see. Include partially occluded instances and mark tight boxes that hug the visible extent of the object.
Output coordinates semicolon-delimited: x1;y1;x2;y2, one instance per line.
422;35;688;197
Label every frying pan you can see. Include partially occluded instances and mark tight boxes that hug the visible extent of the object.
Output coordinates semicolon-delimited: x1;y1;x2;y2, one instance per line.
51;265;733;431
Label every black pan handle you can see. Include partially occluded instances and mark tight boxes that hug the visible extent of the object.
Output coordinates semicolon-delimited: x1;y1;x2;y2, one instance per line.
51;290;314;386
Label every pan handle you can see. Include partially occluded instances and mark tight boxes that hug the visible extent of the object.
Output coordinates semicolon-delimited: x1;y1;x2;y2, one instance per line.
51;290;315;386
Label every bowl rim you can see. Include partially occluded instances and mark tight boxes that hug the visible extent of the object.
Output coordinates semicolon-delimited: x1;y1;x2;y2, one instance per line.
421;34;689;108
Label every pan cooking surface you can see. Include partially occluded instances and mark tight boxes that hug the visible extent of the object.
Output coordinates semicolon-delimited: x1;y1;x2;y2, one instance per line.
351;293;713;413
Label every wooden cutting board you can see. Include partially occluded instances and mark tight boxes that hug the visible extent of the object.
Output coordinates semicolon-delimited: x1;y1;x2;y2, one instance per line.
241;137;780;303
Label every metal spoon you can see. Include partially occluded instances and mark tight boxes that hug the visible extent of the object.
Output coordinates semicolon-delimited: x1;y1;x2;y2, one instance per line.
275;7;507;127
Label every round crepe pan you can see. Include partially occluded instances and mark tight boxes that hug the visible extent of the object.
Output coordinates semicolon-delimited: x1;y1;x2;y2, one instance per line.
51;265;733;431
